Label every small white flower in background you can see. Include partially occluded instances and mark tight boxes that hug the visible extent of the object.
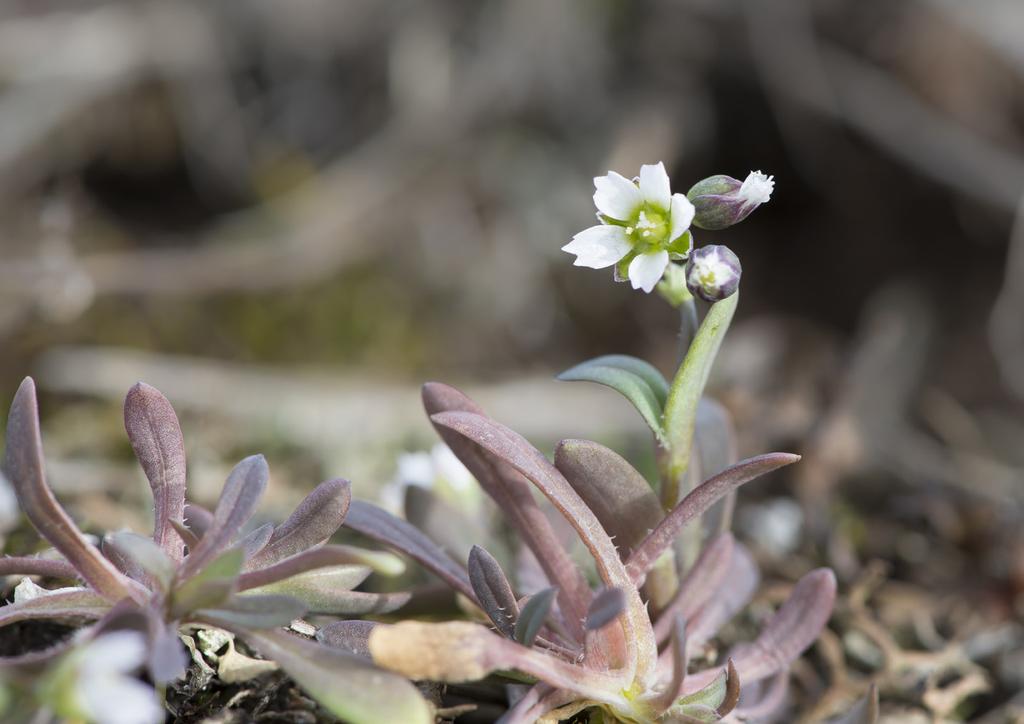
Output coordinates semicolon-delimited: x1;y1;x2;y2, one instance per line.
44;631;163;724
380;443;480;515
563;162;695;293
0;472;18;534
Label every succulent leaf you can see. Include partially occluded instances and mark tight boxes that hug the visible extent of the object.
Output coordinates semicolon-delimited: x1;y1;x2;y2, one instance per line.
514;587;556;646
468;545;519;638
246;478;350;569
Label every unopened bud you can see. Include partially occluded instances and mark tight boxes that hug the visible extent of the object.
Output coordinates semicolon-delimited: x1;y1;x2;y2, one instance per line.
685;245;741;302
686;171;773;230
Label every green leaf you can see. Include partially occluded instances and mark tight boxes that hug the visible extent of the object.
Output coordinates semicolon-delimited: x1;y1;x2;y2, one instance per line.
557;355;669;441
661;293;739;501
198;593;307;629
514;587;556;646
242;567;410;615
105;531;175;591
172;547;244;617
238;628;433;724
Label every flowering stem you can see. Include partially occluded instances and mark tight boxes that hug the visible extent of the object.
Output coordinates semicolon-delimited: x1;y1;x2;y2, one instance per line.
677;297;699;361
659;293;739;509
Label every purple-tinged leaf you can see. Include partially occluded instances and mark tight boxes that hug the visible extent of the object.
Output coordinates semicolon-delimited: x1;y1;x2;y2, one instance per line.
181;455;268;578
498;685;574;724
0;588;111;629
730;568;836;683
514;587;556;646
237;545;377;590
585;588;625;631
148;621;189;683
431;408;658;678
687;544;760;649
237;523;274;561
183;504;212;538
468;545;519;638
557;355;669;442
124;383;187;561
242;568;408;615
553;440;663;557
654;534;734;645
2;379;136;602
830;683;879;724
168;519;200;550
343;500;474;600
246;478;351;569
105;531;175;592
197;593;307;629
423;383;591;641
731;671;788;721
171;547;243;617
369;621;629;704
237;628;433;724
0;556;78;580
317;620;377;658
626;453;800;584
650;615;689;715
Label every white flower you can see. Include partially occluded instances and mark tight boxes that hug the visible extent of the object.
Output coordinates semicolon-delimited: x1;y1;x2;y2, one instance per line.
737;170;774;206
380;443;479;515
49;631;164;724
563;162;695;293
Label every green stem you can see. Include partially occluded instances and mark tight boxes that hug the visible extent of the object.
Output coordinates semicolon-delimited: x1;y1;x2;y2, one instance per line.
659;292;738;509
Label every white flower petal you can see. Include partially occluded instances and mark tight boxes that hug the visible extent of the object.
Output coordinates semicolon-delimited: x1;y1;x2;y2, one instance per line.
669;193;695;242
77;674;164;724
638;162;672;209
431;444;473;492
396;451;434;488
593;171;642;220
562;225;632;269
628;250;670;293
738;170;774;205
78;631;149;674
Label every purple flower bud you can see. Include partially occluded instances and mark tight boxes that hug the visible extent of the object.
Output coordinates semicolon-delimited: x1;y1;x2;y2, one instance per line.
685;245;741;302
686;171;774;230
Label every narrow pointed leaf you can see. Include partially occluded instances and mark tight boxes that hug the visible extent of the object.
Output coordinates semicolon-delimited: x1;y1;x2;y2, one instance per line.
514;587;556;646
2;378;134;601
0;589;111;629
124;383;187;560
662;293;739;485
654;534;734;644
431;409;659;678
198;593;307;629
237;523;274;560
105;531;175;591
557;355;669;441
247;478;351;569
585;587;625;631
237;545;378;590
687;544;760;649
468;545;519;638
343;500;474;600
242;568;408;615
554;440;663;555
172;547;243;616
182;455;268;577
183;504;212;538
238;628;433;724
731;569;836;683
168;519;200;550
317;620;377;658
0;556;79;580
626;453;800;583
423;383;591;641
651;614;689;715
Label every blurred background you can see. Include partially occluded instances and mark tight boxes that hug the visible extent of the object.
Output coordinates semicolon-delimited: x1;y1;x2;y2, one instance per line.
0;0;1022;720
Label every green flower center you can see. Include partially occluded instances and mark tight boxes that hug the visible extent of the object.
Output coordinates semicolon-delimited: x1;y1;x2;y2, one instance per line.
627;204;670;250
